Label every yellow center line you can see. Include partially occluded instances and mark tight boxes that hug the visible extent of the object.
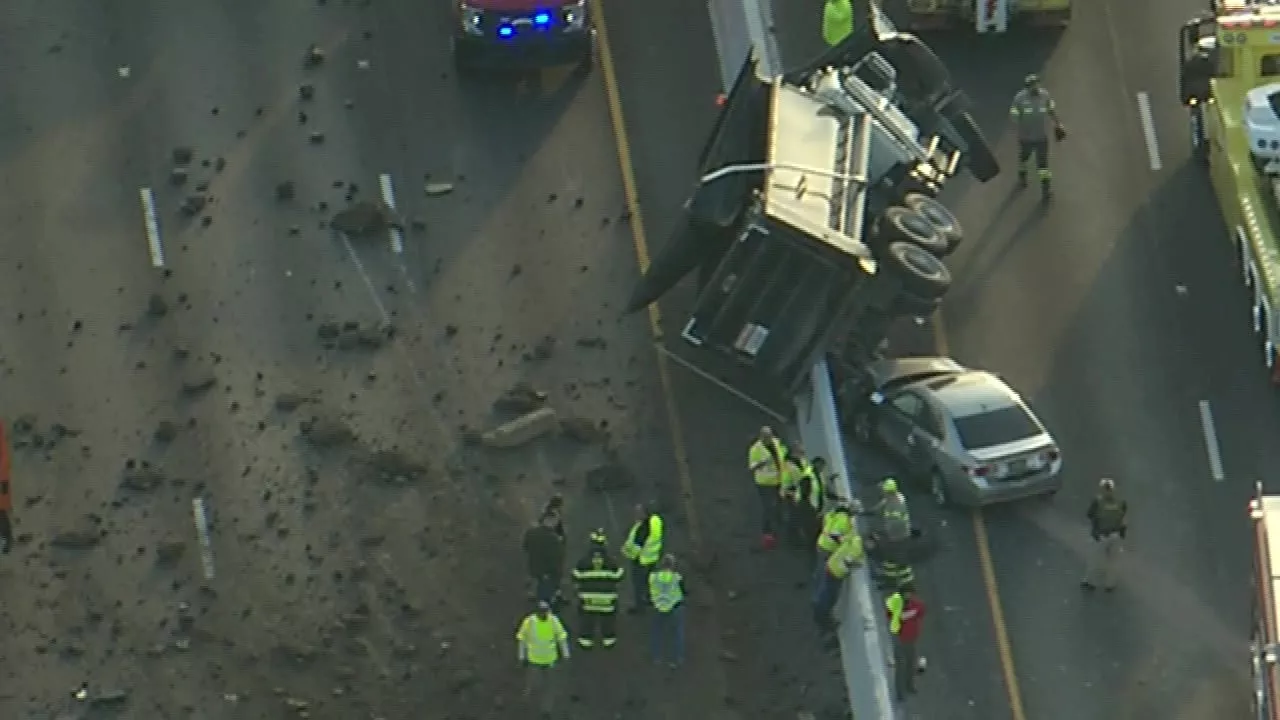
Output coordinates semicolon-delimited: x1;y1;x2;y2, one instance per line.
590;2;740;708
934;311;1027;720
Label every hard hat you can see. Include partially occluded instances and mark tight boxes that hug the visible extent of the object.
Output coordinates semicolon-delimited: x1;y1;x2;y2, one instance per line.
1099;477;1115;491
536;600;551;611
589;528;607;545
881;477;898;494
1024;73;1040;87
848;498;864;514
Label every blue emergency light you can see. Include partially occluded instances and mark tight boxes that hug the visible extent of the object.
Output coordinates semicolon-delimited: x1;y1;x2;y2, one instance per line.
498;25;514;37
534;11;551;25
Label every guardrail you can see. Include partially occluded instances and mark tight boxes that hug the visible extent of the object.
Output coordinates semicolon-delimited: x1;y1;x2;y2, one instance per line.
703;0;898;716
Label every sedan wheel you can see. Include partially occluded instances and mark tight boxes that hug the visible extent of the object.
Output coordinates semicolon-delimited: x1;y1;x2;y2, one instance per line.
930;471;950;507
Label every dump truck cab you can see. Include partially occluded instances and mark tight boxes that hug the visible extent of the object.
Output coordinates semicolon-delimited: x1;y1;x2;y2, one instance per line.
905;0;1070;34
451;0;593;71
626;21;998;403
1179;0;1280;381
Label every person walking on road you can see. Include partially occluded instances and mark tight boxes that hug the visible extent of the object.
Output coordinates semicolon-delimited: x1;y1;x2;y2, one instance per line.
621;502;664;612
886;582;926;701
523;512;566;606
749;426;787;550
1009;73;1066;200
812;532;865;632
571;529;624;649
1082;477;1128;592
517;600;571;719
648;553;687;668
822;0;854;48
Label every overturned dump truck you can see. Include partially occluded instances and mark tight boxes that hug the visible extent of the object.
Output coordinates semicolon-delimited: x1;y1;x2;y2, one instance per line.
626;22;998;398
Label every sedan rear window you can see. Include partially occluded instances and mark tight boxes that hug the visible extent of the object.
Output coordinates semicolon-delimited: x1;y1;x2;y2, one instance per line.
953;405;1041;450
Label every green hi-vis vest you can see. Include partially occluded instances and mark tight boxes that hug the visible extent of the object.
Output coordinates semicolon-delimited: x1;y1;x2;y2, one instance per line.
621;515;663;566
517;614;567;666
826;535;864;579
822;0;853;48
649;569;684;613
817;509;853;553
749;438;786;487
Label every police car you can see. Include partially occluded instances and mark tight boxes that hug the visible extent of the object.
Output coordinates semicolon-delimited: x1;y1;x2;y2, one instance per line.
452;0;593;71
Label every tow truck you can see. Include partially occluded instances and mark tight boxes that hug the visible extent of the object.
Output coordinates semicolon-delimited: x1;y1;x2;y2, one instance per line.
1179;0;1280;383
625;7;999;405
903;0;1071;34
451;0;593;71
1248;484;1280;718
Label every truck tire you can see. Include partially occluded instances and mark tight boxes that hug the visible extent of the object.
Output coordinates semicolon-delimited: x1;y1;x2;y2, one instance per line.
903;193;964;254
891;291;941;317
948;110;1000;183
883;241;950;299
877;33;951;103
876;206;950;257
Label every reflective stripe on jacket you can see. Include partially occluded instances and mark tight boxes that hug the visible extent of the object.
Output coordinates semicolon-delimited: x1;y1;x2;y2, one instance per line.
517;614;567;666
1010;88;1056;141
649;569;685;613
572;550;624;612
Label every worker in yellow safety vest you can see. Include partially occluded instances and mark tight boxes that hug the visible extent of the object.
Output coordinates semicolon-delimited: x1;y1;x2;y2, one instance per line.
647;554;688;668
621;502;664;613
823;0;853;48
793;455;827;549
812;533;865;631
749;426;787;550
812;495;857;587
516;600;571;718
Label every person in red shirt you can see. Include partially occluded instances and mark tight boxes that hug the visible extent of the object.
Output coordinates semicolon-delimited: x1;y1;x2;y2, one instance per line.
885;582;925;701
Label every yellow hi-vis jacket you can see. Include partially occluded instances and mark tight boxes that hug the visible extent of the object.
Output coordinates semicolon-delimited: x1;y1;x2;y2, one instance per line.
621;514;664;566
823;0;853;48
749;438;786;487
817;509;853;554
826;534;865;579
780;456;807;499
516;613;569;666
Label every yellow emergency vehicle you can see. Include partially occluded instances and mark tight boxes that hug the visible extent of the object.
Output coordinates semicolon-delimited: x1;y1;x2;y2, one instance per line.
1247;484;1280;719
1180;0;1280;383
903;0;1070;34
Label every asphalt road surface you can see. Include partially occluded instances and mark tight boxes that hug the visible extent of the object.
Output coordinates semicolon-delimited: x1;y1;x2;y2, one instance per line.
0;1;853;719
766;1;1280;719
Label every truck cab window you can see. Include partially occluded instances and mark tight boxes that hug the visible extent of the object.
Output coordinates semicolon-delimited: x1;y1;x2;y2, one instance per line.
1261;53;1280;77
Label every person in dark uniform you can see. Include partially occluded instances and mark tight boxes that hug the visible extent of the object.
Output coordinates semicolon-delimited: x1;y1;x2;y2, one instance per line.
523;512;565;606
571;529;624;649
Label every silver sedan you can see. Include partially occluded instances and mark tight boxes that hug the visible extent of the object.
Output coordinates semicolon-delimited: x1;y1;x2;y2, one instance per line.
842;357;1063;507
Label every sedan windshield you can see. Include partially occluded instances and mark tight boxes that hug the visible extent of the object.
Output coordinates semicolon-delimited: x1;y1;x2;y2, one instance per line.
953;405;1041;450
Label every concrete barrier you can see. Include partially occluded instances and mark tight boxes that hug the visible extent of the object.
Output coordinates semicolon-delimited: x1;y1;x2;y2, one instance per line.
794;361;896;719
701;0;899;714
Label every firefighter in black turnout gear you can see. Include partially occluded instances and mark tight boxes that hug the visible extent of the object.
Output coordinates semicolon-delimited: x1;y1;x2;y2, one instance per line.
572;529;625;649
